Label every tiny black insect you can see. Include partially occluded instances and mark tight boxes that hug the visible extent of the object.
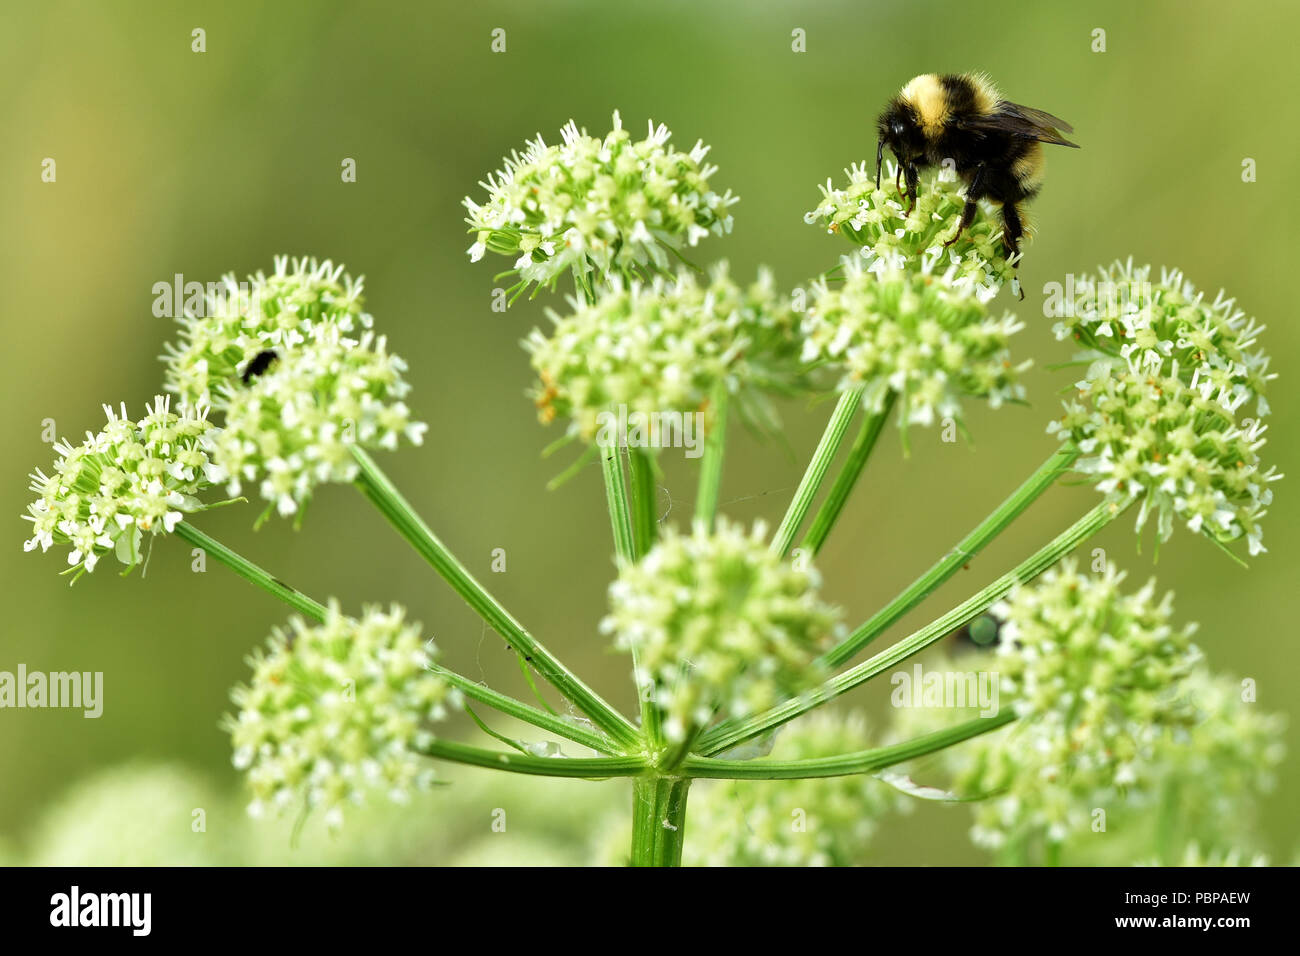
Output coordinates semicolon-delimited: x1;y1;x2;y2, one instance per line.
240;349;279;384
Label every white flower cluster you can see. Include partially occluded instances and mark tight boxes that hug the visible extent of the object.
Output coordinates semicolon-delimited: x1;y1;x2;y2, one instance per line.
163;257;424;519
684;711;903;866
215;326;426;517
23;397;220;575
164;256;371;406
1048;260;1280;555
524;264;801;442
802;255;1027;428
805;161;1016;301
602;518;840;744
226;602;459;829
964;563;1201;850
465;111;738;295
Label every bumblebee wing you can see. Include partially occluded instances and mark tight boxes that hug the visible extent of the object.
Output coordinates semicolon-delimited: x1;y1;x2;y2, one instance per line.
960;101;1080;148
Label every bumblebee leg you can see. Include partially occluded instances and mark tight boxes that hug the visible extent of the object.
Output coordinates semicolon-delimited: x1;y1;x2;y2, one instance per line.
944;162;986;249
1001;202;1026;300
903;163;919;215
875;139;885;190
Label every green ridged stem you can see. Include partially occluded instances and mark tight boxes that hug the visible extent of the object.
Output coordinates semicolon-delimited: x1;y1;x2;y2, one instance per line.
696;497;1126;756
770;387;865;557
822;444;1081;668
630;776;691;866
684;710;1014;779
352;446;641;751
800;392;896;556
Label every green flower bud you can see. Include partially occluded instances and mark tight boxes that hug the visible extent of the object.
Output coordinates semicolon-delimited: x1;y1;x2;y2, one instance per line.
226;602;460;829
601;519;840;744
525;264;801;445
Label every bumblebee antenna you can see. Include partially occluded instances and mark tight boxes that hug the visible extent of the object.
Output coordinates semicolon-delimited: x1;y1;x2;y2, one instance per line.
875;139;884;189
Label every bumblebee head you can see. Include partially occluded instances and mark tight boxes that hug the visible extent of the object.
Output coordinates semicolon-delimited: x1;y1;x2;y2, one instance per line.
875;99;924;188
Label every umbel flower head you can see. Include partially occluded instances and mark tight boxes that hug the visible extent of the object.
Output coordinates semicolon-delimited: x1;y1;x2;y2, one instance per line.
1061;667;1286;866
23;397;221;576
225;602;460;829
601;518;840;744
801;255;1027;431
524;263;802;446
945;562;1201;850
464;110;738;297
164;256;371;406
805;161;1016;299
213;324;426;518
1050;260;1273;416
1047;261;1280;555
684;711;903;866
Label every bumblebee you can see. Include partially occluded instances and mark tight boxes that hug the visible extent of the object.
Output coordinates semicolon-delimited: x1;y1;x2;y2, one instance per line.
875;73;1077;270
240;349;279;384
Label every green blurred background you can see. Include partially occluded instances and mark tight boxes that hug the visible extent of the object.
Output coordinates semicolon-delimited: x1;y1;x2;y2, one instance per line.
2;0;1296;864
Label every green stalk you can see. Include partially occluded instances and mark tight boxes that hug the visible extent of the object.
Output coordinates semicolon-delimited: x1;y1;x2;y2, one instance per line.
600;440;661;746
419;738;647;778
628;447;658;559
696;497;1127;756
600;441;637;567
770;387;864;557
351;447;641;751
694;385;728;532
822;443;1080;668
630;776;691;866
175;521;615;753
800;392;896;556
429;665;620;755
174;521;327;622
684;710;1014;779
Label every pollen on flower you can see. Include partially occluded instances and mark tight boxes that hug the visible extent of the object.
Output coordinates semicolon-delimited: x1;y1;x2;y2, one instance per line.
463;111;739;297
224;602;460;828
22;396;221;577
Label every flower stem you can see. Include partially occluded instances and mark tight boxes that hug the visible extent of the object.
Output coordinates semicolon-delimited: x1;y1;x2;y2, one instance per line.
694;385;728;532
800;392;896;556
696;497;1128;756
684;710;1014;779
430;665;621;754
175;521;615;753
174;521;328;622
600;441;637;567
821;443;1080;668
600;441;661;746
770;388;865;557
628;447;658;558
351;447;641;751
419;738;647;777
630;776;691;866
